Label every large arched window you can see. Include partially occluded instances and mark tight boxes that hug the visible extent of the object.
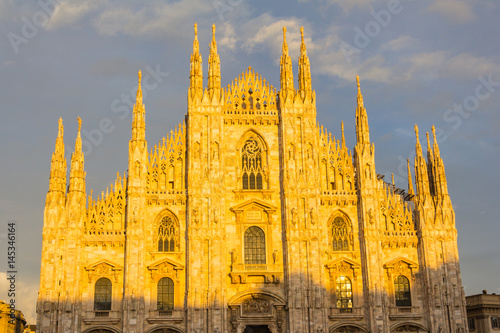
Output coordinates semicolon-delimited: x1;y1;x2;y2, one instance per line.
157;277;174;311
158;216;176;252
94;278;112;311
394;275;411;307
336;276;353;312
241;138;263;190
331;216;351;251
244;226;266;265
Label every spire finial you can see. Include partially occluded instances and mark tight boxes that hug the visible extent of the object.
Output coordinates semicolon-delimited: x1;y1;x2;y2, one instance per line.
138;70;142;86
392;173;395;186
77;116;82;133
356;75;360;91
407;158;414;195
212;23;215;35
300;26;304;41
194;22;198;38
414;124;419;139
426;131;431;149
283;26;287;37
341;121;346;148
58;117;64;137
432;125;437;143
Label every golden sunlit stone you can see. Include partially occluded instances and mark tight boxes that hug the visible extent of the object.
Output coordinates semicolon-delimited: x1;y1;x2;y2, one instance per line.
37;25;467;333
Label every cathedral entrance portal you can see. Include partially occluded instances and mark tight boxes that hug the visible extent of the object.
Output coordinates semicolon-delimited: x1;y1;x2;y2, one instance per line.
244;325;271;333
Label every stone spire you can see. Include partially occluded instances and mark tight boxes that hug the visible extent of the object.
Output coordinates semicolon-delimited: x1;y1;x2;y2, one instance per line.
355;76;370;145
207;23;221;101
426;131;436;195
48;117;67;195
407;158;414;196
431;125;449;196
414;124;430;197
298;26;311;100
131;71;146;142
280;26;294;102
189;23;203;103
68;117;86;194
341;121;346;149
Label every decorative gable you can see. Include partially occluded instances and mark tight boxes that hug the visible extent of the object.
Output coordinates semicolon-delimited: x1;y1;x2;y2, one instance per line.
230;199;277;224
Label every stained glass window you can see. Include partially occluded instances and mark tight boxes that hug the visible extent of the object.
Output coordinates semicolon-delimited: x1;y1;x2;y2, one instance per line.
94;278;112;311
157;277;174;310
394;275;411;307
336;276;353;311
244;226;266;265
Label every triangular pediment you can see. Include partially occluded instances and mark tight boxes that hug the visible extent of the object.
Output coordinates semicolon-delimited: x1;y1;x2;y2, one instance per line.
384;257;418;269
325;257;361;270
230;199;277;213
85;259;122;271
148;257;184;270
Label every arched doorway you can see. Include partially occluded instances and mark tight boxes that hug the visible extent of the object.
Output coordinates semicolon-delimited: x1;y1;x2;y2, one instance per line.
244;325;271;333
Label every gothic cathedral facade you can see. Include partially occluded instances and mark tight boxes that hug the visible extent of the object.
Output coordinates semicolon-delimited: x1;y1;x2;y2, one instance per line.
37;24;468;333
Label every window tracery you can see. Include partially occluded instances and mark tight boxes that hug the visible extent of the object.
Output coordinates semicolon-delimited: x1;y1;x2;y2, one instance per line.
241;138;264;190
330;216;351;251
157;215;177;252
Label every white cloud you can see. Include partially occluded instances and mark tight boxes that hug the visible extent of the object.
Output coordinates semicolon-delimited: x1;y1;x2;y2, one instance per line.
240;13;310;62
46;0;108;30
325;0;378;12
427;0;475;24
218;22;239;51
380;35;419;51
92;0;214;38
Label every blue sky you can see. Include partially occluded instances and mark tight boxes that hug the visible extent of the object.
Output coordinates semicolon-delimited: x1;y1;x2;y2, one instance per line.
0;0;499;324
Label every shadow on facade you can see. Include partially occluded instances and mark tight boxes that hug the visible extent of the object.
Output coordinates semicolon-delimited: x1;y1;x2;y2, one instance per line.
37;267;464;333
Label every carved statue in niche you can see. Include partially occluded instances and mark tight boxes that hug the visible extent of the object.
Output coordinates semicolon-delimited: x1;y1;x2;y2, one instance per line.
192;209;200;224
291;208;297;225
273;249;279;264
310;208;317;225
231;248;239;266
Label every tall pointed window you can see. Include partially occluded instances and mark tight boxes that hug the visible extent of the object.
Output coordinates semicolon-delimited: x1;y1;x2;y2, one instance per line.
157;277;174;311
94;278;112;311
330;216;351;251
394;275;411;307
336;276;353;312
242;138;263;190
158;216;176;252
244;226;266;265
